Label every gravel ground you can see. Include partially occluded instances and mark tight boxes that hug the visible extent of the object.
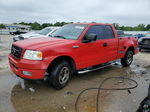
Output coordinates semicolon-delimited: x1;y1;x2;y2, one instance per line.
0;35;150;112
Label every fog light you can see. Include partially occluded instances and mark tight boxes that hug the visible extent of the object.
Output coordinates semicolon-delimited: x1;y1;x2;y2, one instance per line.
22;71;32;76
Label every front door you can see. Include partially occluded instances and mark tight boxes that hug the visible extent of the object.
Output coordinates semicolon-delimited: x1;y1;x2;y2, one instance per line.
76;25;106;69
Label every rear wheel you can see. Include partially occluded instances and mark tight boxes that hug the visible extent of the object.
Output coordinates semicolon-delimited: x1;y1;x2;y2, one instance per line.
121;50;133;67
49;61;71;89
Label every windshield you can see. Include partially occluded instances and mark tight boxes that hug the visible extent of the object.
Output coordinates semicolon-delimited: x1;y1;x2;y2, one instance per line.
38;28;52;35
145;34;150;37
51;24;88;40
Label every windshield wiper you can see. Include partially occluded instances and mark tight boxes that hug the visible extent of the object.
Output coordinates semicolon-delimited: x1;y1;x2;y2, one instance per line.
53;35;66;39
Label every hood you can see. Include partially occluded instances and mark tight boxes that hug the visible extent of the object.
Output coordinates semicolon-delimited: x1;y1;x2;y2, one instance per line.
19;32;44;38
13;37;76;50
140;36;150;40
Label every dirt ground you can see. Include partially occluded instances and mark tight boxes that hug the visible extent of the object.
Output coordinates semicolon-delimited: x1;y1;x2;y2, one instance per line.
0;35;150;112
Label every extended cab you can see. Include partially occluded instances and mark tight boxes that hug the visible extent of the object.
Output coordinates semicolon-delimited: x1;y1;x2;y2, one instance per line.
9;23;139;89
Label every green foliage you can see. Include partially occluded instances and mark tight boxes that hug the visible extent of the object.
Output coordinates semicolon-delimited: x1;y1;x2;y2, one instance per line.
41;23;53;28
113;23;149;31
12;22;150;31
146;24;150;31
0;24;6;29
113;23;121;30
54;22;68;26
30;22;41;30
18;21;69;30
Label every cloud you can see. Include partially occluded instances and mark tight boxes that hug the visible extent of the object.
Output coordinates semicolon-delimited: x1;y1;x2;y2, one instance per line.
0;0;150;26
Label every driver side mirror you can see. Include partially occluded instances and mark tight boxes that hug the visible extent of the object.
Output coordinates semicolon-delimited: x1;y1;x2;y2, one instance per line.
83;33;97;43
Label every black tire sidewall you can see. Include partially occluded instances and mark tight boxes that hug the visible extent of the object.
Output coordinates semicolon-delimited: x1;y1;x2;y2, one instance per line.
126;51;133;65
121;50;133;67
49;61;71;89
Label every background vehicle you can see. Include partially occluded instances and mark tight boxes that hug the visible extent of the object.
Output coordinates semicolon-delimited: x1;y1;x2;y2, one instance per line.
8;24;31;35
117;30;124;37
9;23;138;89
13;27;60;42
10;30;27;35
135;34;145;39
138;33;150;51
117;30;133;38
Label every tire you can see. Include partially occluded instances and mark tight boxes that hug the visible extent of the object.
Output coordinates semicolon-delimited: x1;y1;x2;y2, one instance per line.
121;50;133;67
49;61;71;89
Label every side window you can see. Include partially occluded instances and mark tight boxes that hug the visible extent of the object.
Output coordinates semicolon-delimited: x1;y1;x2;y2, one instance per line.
85;25;104;40
104;26;115;39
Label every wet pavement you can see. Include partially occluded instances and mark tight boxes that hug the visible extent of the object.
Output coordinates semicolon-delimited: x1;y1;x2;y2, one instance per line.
0;35;150;112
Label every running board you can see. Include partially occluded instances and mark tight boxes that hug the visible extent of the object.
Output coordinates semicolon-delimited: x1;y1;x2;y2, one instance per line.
77;62;115;74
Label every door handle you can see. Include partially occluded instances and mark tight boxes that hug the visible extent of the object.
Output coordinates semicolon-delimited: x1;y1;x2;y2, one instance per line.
103;42;108;47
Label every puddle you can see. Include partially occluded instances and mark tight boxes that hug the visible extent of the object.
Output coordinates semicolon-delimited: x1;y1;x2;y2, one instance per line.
0;65;149;112
7;64;148;112
0;71;19;112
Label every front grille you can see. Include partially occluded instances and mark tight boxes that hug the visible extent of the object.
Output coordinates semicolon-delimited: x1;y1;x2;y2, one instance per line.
11;45;22;59
142;39;150;45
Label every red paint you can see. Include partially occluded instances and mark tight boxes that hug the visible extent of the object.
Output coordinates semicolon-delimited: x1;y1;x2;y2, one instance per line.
9;23;139;79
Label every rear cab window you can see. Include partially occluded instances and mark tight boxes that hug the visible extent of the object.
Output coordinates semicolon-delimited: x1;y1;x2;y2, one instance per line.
103;25;115;39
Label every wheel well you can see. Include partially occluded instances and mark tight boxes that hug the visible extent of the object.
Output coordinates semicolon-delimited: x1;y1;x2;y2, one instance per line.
127;46;135;54
47;56;76;74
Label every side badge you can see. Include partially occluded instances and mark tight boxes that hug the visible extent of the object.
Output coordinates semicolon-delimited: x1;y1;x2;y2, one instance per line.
120;51;124;54
73;45;80;48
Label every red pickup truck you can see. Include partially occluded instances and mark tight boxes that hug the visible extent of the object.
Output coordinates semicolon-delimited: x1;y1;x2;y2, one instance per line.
9;23;139;89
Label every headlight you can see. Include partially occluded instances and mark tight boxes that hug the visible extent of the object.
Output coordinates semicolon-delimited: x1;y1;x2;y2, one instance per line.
23;50;43;60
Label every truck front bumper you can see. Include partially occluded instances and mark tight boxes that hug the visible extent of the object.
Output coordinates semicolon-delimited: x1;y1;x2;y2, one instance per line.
8;54;47;80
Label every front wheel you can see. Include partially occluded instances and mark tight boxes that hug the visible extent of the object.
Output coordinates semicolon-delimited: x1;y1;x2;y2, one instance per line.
49;61;71;89
121;50;133;67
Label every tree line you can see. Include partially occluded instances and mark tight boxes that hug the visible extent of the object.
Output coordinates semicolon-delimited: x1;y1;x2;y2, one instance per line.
0;22;150;31
0;24;5;29
113;23;150;31
18;22;70;30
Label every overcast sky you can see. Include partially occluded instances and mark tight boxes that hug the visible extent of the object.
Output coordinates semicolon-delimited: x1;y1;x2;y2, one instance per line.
0;0;149;26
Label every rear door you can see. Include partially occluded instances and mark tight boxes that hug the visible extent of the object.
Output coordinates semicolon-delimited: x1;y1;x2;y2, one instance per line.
99;25;119;62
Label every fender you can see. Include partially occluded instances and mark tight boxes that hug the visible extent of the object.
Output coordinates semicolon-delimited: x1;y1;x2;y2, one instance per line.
123;40;134;53
44;53;77;70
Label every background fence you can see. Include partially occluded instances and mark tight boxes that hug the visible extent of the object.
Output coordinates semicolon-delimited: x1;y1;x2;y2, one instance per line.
0;29;10;35
0;29;149;35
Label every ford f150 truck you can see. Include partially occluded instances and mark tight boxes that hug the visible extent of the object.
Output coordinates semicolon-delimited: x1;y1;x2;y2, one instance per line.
9;23;139;89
